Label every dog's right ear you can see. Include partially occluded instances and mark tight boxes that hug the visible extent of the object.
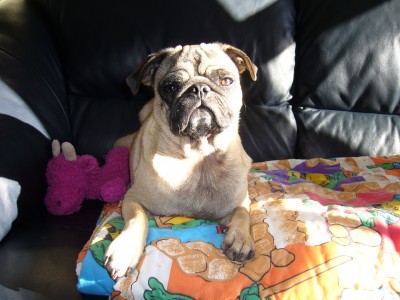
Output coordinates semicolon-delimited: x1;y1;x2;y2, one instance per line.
126;50;170;95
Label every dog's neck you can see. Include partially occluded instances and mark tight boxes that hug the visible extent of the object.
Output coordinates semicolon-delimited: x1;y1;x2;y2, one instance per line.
181;136;217;157
156;131;229;159
182;121;240;158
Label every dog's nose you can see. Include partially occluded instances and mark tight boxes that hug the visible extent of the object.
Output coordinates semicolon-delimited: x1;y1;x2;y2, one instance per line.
189;84;211;99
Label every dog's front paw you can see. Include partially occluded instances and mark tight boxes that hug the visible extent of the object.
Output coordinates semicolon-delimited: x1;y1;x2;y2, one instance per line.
104;233;144;280
221;226;255;263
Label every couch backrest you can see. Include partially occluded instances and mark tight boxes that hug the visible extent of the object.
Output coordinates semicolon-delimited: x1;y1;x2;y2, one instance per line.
33;0;400;161
294;0;400;158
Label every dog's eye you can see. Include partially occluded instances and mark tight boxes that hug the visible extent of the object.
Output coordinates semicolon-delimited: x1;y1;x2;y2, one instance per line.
164;83;179;93
220;77;234;86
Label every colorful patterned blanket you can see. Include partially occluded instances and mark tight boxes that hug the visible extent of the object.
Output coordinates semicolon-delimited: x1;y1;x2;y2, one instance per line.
76;155;400;299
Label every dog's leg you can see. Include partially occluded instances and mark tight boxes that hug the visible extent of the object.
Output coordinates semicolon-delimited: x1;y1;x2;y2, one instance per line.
220;205;255;262
104;190;148;279
113;133;136;148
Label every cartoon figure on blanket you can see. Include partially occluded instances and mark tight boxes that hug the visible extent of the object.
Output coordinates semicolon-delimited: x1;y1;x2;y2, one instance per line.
44;140;129;215
244;169;399;298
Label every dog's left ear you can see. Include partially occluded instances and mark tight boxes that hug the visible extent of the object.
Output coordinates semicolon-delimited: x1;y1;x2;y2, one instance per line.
220;44;258;81
126;49;171;95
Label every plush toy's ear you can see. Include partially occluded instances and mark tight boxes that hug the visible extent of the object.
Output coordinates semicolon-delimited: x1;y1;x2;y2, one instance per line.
220;44;258;81
51;140;61;157
61;142;77;161
126;48;174;95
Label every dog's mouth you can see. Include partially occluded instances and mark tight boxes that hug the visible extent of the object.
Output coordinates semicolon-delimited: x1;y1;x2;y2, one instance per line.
170;103;222;139
181;106;220;140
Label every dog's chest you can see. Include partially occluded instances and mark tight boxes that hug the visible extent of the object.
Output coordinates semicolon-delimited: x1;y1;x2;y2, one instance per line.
149;152;243;219
153;152;231;190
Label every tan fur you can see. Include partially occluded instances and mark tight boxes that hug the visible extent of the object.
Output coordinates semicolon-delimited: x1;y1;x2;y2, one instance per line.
104;43;257;279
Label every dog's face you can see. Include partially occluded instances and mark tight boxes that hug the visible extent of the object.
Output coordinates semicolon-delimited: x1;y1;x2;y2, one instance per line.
127;43;257;140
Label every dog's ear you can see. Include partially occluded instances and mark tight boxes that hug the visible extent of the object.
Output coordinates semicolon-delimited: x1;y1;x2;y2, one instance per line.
126;50;170;95
220;44;258;81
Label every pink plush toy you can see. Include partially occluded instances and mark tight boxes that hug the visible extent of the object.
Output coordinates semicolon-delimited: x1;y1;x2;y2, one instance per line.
45;140;130;215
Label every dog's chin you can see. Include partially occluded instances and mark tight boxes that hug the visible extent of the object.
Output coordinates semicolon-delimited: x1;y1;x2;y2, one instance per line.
175;107;221;140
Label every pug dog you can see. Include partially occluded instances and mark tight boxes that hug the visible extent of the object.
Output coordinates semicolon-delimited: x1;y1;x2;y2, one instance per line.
104;43;257;279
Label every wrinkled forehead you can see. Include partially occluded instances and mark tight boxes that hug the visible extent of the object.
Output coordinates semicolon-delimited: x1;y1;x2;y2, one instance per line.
158;44;238;78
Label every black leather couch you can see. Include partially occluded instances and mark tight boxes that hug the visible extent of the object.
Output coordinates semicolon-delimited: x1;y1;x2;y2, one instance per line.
0;0;399;299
